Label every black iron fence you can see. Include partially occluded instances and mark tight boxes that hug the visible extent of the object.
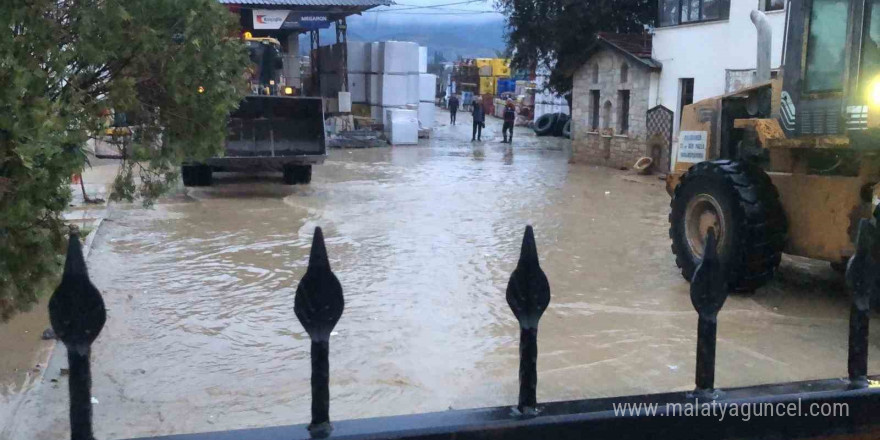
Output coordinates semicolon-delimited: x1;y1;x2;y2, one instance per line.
49;220;880;440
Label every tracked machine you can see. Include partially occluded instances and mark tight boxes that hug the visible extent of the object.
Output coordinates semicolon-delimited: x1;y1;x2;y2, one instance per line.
669;0;880;291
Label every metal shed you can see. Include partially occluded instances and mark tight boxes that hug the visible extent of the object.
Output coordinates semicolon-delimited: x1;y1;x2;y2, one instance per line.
219;0;392;95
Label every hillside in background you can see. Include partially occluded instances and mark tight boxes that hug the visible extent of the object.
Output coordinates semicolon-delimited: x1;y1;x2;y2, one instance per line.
301;16;507;60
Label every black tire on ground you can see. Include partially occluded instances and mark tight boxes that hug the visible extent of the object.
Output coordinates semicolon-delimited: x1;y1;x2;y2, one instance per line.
181;164;212;187
283;165;312;185
669;160;787;292
562;119;572;139
830;259;849;274
534;113;556;136
553;113;570;137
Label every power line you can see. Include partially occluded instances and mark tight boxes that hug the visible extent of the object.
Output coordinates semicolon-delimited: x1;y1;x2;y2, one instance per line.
366;10;498;14
368;0;488;12
387;0;485;8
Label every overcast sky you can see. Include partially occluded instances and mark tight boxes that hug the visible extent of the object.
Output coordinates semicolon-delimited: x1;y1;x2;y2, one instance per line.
354;0;503;24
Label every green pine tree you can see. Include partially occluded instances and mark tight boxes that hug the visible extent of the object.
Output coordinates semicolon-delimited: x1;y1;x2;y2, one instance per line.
495;0;656;95
0;0;249;320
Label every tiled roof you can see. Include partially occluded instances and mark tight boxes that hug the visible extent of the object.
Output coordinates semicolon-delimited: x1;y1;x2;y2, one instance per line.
219;0;392;6
597;32;653;58
594;32;660;69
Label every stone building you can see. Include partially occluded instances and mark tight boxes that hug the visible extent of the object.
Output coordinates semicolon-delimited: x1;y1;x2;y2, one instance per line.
572;33;666;171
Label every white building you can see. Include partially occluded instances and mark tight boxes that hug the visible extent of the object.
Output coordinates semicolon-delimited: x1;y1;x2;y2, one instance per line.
651;0;786;170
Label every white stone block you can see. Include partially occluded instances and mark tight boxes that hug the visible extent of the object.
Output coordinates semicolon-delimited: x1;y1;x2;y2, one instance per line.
407;73;419;105
368;73;381;105
349;73;367;104
381;74;408;107
383;41;417;74
346;42;368;73
338;91;351;113
419;46;428;73
369;42;383;73
418;102;435;129
419;74;437;102
387;108;419;145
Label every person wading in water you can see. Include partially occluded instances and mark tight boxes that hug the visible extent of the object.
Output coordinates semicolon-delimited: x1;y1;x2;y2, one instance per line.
448;94;460;126
501;99;516;144
472;96;485;142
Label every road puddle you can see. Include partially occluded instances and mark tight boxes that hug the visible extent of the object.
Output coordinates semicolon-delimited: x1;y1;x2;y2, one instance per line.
6;119;877;439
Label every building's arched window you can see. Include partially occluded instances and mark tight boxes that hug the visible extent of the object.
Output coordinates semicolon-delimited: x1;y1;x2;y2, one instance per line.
592;64;599;84
620;63;629;83
602;100;613;129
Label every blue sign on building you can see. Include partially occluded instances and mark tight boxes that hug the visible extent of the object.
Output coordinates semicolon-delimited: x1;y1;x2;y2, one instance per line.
282;12;332;30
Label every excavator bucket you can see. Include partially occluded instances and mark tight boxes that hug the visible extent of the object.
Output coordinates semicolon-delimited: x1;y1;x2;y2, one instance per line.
218;95;326;171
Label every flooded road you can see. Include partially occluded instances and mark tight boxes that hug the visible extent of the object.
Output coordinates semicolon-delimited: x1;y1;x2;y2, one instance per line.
5;114;878;439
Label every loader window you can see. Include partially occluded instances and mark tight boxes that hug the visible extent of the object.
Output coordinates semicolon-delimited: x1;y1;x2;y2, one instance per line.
859;0;880;100
803;0;849;93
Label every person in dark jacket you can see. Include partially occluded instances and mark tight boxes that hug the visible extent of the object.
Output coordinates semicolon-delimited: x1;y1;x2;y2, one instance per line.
472;97;485;141
502;99;516;143
448;95;460;125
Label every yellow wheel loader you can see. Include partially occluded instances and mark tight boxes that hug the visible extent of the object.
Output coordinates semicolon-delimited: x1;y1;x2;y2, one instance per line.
668;0;880;291
181;33;325;187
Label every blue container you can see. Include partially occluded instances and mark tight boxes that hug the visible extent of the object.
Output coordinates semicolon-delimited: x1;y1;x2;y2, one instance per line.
462;91;474;106
497;79;515;94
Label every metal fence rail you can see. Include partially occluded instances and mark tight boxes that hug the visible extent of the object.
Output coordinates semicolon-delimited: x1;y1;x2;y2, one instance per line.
49;220;880;440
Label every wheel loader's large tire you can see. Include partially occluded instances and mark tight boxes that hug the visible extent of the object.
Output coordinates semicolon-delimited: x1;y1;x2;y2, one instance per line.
283;165;312;185
669;160;787;292
181;165;212;187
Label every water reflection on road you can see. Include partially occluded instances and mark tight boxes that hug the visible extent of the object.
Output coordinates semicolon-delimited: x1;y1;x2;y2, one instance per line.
69;119;876;438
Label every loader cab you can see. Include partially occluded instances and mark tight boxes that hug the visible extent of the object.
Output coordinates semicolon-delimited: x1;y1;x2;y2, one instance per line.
243;34;285;95
781;0;880;136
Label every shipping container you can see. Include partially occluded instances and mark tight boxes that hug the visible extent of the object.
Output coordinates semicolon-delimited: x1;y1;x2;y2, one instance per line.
490;59;509;76
479;77;496;95
475;58;493;69
496;78;515;95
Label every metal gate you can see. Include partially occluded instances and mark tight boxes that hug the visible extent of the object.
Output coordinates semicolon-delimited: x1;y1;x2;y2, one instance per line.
646;105;674;172
48;220;880;440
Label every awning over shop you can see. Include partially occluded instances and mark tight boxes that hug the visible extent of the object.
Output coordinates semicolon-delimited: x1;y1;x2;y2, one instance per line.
219;0;391;5
219;0;392;32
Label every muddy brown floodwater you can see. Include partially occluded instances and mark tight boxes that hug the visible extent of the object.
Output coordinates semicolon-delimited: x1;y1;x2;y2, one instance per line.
4;114;880;440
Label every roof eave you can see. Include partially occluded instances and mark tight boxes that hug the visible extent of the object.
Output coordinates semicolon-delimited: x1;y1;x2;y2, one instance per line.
593;38;660;71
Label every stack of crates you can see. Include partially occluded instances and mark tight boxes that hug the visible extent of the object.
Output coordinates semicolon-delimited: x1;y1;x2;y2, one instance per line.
492;59;511;77
474;58;514;98
492;59;512;97
476;58;495;95
479;77;496;96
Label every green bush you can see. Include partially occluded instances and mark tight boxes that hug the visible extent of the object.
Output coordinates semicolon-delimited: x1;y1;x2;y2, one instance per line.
0;0;248;320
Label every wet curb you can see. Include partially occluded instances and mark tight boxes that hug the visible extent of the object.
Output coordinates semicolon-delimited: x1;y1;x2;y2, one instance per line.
33;213;108;383
0;207;109;437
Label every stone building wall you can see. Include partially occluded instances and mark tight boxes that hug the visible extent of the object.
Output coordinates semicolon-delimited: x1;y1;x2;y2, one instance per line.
571;48;653;170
